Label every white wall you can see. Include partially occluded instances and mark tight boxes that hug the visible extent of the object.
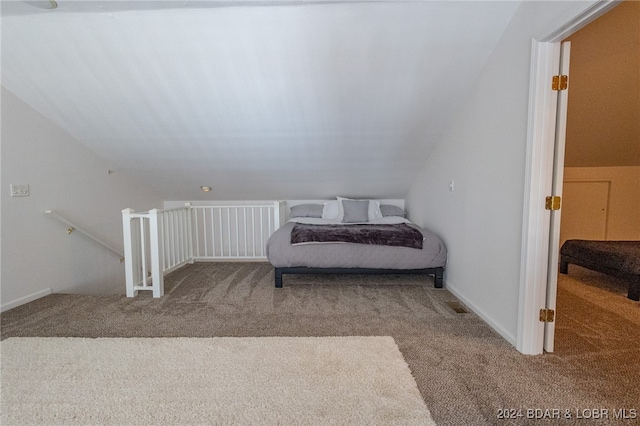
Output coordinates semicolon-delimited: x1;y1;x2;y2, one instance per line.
405;1;599;345
562;166;640;241
1;87;163;311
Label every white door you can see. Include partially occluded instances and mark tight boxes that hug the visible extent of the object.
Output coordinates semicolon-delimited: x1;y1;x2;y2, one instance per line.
543;41;571;353
559;181;609;246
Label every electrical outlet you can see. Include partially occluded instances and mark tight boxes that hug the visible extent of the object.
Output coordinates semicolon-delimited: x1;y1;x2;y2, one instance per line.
449;180;455;192
10;184;30;197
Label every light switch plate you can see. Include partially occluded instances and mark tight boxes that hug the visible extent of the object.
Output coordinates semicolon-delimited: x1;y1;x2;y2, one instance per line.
10;184;30;197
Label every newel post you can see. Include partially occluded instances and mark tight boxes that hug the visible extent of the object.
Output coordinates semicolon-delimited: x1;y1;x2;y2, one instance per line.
273;201;285;232
122;208;136;297
148;209;164;298
185;202;195;262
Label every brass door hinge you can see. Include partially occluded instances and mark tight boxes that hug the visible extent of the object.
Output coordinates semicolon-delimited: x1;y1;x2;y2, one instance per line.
540;309;555;323
552;75;568;91
545;196;561;211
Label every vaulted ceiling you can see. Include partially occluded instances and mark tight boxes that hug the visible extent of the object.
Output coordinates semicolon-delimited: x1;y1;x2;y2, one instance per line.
1;0;520;200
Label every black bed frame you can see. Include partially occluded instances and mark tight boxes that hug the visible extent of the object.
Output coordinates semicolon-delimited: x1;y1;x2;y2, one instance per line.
560;255;640;301
274;266;444;289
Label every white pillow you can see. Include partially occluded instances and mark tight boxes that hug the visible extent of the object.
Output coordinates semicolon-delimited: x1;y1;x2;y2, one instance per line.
322;200;340;219
336;196;349;221
368;200;384;221
337;197;384;222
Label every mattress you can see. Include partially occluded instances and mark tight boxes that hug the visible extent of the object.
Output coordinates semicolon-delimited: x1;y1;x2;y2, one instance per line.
266;218;447;270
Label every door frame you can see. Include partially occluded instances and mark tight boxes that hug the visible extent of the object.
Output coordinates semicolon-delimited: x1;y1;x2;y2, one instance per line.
516;0;620;355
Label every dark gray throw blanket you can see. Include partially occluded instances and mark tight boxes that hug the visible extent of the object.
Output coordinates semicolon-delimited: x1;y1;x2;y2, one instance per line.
291;223;424;249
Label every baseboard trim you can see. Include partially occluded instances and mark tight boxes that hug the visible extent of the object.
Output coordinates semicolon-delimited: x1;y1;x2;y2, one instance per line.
1;288;52;313
445;281;517;347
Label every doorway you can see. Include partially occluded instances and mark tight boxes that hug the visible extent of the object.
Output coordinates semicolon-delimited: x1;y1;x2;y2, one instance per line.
516;0;622;356
520;1;640;355
554;0;640;354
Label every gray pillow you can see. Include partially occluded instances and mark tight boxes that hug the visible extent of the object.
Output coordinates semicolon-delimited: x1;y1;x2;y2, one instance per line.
342;200;369;223
289;204;324;218
380;204;405;217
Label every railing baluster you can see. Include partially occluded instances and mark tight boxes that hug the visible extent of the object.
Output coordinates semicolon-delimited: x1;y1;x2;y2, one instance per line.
243;208;248;258
214;207;219;257
227;208;232;257
179;210;183;265
235;208;239;257
171;213;175;268
194;208;201;258
251;208;256;257
262;207;266;254
170;211;175;269
215;207;220;257
203;208;208;257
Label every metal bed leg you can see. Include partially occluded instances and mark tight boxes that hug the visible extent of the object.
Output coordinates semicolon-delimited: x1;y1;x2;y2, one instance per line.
628;277;640;301
434;268;444;288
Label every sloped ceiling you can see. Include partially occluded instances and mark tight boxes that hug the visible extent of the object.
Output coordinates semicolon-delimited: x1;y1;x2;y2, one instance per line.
1;0;520;200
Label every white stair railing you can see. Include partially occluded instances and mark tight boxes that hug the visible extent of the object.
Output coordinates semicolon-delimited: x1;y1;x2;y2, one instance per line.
122;201;284;298
191;203;282;260
158;206;193;274
122;205;193;298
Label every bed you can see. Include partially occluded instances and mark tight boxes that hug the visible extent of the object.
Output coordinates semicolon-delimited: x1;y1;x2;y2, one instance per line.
266;199;447;288
559;239;640;301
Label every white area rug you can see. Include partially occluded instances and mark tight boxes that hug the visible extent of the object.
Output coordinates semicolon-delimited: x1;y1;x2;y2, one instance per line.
1;336;435;425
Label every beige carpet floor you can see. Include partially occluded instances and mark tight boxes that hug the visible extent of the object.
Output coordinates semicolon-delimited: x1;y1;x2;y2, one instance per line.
2;262;639;425
1;336;435;425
